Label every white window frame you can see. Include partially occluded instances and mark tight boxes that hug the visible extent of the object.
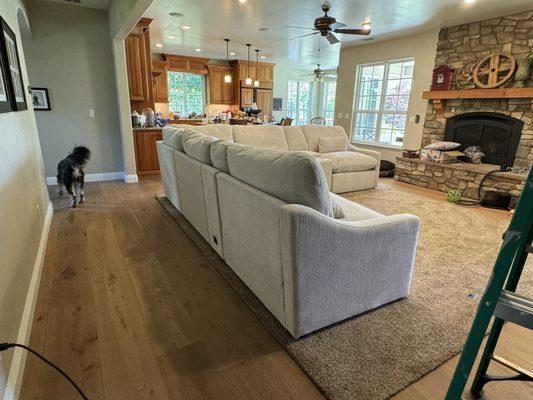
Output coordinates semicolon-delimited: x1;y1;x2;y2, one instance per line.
351;58;415;148
167;71;205;116
321;80;336;125
287;80;313;125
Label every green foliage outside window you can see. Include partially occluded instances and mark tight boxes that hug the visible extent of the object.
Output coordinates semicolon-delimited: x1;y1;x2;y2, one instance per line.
167;72;204;116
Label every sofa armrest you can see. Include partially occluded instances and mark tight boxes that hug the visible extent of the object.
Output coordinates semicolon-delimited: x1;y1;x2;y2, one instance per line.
315;157;333;190
348;143;381;187
279;204;419;337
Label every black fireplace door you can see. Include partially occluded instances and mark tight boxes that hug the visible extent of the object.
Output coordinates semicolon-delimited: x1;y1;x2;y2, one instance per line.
444;112;524;167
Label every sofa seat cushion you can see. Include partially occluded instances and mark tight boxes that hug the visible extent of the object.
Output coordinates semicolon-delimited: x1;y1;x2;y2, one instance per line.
233;125;289;151
319;151;378;173
330;193;383;221
227;146;333;217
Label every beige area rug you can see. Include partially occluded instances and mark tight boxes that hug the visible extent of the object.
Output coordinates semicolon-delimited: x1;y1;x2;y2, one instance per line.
157;181;533;400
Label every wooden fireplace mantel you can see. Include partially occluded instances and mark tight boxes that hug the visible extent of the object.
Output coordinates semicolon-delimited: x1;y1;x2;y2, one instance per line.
422;88;533;116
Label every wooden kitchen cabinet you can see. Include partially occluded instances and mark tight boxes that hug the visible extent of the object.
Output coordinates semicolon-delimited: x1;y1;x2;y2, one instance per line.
241;88;254;106
152;60;168;102
208;65;233;104
125;18;154;111
257;65;273;81
133;129;163;175
256;89;273;117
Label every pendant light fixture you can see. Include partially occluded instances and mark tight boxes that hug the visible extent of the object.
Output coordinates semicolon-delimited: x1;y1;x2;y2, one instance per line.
245;44;252;85
253;49;260;87
224;39;232;83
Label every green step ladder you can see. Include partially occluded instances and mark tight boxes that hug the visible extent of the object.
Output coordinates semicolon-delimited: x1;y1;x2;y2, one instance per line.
445;165;533;400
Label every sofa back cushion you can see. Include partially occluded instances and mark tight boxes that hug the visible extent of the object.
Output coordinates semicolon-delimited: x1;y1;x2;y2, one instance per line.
232;125;289;151
227;146;333;217
318;136;348;153
182;130;216;165
300;125;349;152
162;125;185;150
194;124;234;142
210;140;238;173
283;126;309;151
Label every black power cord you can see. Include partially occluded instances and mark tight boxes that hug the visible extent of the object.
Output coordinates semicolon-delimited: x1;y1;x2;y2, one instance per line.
454;168;506;206
0;342;89;400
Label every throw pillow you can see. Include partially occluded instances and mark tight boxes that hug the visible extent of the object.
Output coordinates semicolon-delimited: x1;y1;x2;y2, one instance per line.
424;141;461;151
331;196;345;219
318;136;348;153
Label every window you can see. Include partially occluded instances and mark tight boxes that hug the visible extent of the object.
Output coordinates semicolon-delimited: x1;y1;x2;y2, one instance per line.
352;58;414;146
167;71;204;116
287;80;313;125
322;80;336;125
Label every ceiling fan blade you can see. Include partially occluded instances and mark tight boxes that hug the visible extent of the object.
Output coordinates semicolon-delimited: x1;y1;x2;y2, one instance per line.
299;74;314;76
326;32;340;44
329;21;346;30
289;31;319;40
324;74;337;78
286;25;316;31
334;28;371;36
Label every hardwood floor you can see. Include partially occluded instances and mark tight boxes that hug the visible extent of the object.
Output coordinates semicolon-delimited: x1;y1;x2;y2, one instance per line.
20;177;531;399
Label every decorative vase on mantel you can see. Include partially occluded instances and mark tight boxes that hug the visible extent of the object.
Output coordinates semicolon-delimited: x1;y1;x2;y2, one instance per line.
514;54;532;88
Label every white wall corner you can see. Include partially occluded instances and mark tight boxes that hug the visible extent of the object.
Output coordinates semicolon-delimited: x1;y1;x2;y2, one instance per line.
3;201;53;400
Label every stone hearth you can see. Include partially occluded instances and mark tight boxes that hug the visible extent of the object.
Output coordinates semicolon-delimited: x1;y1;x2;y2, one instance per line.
395;157;526;199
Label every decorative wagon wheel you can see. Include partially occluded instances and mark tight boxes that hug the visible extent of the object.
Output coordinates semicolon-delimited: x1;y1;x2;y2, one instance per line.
473;53;516;89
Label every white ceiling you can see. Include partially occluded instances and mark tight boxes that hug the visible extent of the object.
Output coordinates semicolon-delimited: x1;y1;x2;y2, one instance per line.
37;0;111;10
144;0;533;70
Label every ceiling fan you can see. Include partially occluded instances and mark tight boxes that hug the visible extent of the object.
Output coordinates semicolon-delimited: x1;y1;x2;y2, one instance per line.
288;2;371;45
300;64;336;82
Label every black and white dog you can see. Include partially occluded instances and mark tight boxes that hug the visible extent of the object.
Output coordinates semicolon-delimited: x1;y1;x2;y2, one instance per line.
57;146;91;208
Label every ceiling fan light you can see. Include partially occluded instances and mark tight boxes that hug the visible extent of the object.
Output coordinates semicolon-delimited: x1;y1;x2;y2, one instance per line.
245;77;252;85
224;74;232;83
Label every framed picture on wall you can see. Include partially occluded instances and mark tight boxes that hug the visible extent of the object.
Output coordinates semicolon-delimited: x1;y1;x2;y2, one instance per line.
30;87;51;111
0;17;27;111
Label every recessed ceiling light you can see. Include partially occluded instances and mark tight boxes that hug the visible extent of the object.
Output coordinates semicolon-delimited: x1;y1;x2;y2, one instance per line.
259;27;270;32
464;0;476;3
167;35;176;39
260;55;267;59
195;48;201;52
169;12;183;18
229;52;236;56
181;25;191;30
238;0;247;3
155;43;163;48
361;21;372;30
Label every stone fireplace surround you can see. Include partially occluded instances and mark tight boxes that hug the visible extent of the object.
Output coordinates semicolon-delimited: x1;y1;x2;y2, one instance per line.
395;10;532;199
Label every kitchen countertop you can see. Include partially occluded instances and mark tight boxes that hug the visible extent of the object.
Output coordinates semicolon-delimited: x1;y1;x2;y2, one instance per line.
132;127;163;131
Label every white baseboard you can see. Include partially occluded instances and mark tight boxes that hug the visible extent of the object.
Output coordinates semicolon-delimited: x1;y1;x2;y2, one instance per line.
124;173;138;183
46;171;127;185
3;201;53;400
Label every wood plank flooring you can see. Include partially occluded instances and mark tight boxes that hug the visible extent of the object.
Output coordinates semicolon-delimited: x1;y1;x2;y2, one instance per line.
20;177;532;399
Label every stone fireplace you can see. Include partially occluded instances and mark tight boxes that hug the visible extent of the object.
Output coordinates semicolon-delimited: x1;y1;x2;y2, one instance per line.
395;10;532;200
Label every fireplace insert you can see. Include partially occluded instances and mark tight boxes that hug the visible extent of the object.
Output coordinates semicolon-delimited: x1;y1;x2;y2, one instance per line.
443;112;524;168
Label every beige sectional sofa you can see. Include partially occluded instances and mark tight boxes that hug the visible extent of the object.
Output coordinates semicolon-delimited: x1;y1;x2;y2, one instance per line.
164;124;380;194
157;124;420;338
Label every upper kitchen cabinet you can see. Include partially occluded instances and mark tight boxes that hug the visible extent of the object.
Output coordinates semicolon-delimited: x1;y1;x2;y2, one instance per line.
164;55;209;74
125;18;154;111
208;65;233;104
152;60;168;103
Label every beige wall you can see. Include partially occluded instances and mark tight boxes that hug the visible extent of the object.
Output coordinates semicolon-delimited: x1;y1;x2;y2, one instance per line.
24;2;123;178
335;30;439;161
0;0;50;393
